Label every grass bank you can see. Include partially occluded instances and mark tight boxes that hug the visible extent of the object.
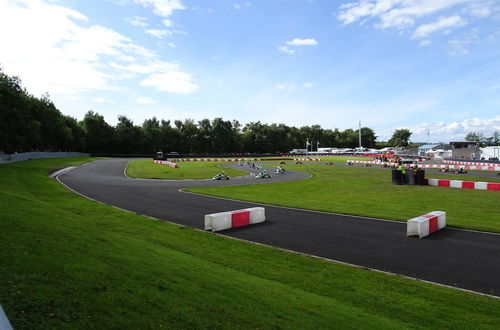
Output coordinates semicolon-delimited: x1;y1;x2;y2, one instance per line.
187;164;500;233
126;159;248;179
1;158;499;328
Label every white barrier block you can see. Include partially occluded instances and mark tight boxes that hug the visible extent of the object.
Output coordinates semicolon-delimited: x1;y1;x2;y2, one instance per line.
450;180;462;188
407;216;429;238
427;179;439;186
204;212;232;232
474;182;488;190
247;207;266;224
427;211;446;229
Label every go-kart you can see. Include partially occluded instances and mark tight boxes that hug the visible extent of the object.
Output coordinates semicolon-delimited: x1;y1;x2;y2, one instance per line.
325;161;334;165
346;161;353;166
439;167;452;173
212;173;230;180
295;161;303;165
275;167;285;174
280;161;287;165
454;167;467;174
256;170;272;179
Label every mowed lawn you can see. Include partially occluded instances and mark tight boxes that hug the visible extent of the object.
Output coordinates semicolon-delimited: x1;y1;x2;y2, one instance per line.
1;158;500;328
187;163;500;233
126;159;248;179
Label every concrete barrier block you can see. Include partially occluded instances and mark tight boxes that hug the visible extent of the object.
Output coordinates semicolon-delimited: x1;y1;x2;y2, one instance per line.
438;180;450;187
204;212;232;232
487;183;500;191
407;216;429;238
450;180;462;188
247;207;266;224
462;181;475;189
426;211;446;230
427;179;439;186
475;182;488;190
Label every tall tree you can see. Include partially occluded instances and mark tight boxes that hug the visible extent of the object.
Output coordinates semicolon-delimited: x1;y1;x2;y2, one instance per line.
388;129;412;147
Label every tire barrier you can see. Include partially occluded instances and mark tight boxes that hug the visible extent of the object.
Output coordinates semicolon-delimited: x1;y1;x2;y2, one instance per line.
204;207;266;232
407;211;446;238
152;160;179;168
427;179;500;191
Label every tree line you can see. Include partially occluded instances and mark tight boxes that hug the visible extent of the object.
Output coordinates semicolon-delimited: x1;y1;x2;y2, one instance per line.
2;66;417;155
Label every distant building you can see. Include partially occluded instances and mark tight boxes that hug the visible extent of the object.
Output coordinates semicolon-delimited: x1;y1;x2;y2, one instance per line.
450;141;481;160
481;146;500;160
417;144;439;156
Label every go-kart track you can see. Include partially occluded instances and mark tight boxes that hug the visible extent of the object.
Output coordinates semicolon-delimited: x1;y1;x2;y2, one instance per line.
58;159;500;298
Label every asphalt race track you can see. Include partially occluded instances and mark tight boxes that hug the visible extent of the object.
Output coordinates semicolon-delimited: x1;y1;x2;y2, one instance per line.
58;159;500;297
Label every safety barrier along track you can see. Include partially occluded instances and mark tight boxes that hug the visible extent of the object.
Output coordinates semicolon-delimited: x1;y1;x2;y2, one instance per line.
346;160;500;171
427;179;500;191
168;158;321;162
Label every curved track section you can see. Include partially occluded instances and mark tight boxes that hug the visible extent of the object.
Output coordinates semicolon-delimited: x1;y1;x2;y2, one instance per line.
59;159;500;297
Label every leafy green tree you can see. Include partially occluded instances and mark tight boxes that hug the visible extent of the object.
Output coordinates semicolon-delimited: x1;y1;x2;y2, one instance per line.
115;115;143;153
81;111;116;153
388;129;412;147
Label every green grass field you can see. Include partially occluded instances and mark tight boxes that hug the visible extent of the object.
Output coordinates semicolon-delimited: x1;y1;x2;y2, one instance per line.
126;159;248;179
187;163;500;233
1;158;500;329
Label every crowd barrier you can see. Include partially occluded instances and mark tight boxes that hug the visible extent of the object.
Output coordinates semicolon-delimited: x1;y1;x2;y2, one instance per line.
204;207;266;232
152;160;179;168
407;211;446;238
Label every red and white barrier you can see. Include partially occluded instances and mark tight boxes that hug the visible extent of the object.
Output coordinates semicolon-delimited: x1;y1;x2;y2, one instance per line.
293;158;321;161
204;207;266;232
407;211;446;238
345;160;500;171
427;178;500;191
152;160;179;168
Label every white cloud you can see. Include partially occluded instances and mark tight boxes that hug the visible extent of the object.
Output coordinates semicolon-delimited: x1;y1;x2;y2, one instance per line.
136;97;156;104
141;71;198;94
277;45;296;54
286;38;318;46
162;18;174;27
145;29;173;38
412;15;467;39
92;97;115;103
338;0;470;28
447;28;479;55
377;116;500;142
167;42;176;48
0;0;197;97
125;16;148;27
278;38;318;54
303;82;314;88
336;0;498;48
133;0;186;17
418;39;432;46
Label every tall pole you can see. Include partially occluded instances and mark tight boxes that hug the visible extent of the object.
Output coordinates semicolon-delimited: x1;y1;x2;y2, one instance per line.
358;119;362;149
306;138;309;156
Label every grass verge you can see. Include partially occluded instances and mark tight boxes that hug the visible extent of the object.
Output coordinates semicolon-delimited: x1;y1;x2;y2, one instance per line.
0;158;499;328
126;159;247;179
187;164;500;233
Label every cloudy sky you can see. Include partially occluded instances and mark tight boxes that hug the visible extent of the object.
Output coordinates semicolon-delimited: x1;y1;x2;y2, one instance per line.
1;0;499;143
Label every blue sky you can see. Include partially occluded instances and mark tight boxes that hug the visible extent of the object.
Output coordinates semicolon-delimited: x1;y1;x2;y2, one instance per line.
1;0;499;143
